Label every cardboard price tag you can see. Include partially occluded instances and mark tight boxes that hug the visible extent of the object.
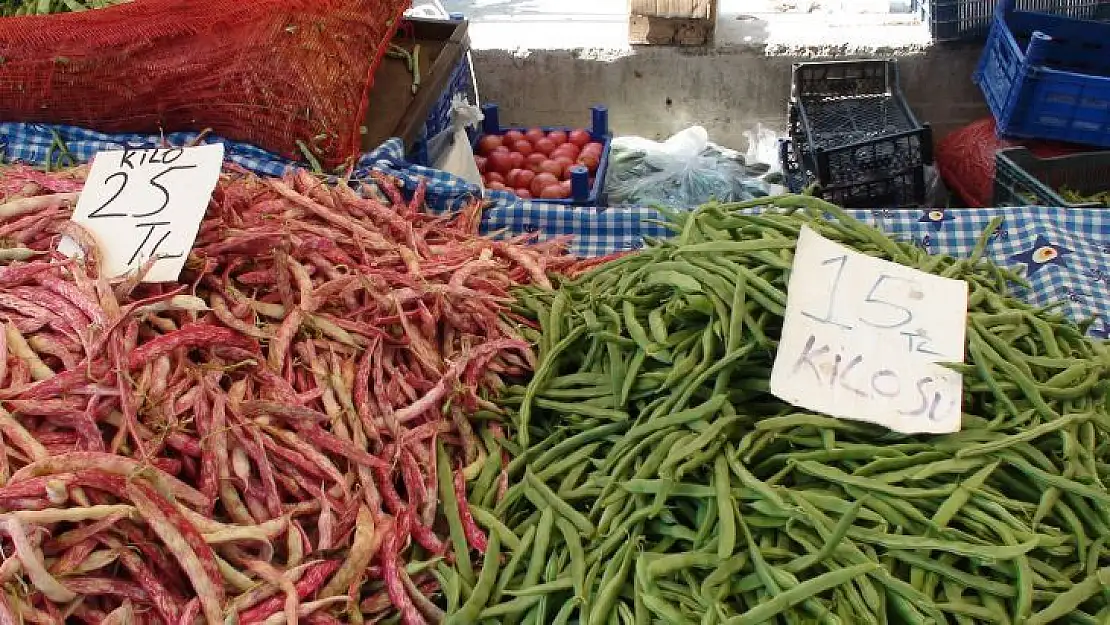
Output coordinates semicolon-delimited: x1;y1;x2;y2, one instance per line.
769;226;969;434
58;144;224;282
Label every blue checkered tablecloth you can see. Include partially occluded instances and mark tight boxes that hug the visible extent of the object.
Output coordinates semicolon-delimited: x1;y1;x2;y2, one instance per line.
828;208;1110;340
2;122;1107;338
0;123;297;178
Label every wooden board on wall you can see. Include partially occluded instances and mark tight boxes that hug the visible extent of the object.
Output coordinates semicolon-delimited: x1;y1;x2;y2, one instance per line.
629;0;716;46
630;0;714;19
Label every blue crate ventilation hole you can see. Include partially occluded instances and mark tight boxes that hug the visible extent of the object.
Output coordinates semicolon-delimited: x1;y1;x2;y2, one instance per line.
974;0;1110;148
787;59;933;208
475;103;612;206
917;0;1110;42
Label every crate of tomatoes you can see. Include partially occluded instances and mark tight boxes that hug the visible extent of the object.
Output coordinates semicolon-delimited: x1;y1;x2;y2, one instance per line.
473;104;611;204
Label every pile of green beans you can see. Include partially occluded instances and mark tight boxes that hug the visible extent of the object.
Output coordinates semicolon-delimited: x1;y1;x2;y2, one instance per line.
443;194;1110;625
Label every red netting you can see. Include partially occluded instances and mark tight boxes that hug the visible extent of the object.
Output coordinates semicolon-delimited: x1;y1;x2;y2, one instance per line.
936;117;1087;207
0;0;408;168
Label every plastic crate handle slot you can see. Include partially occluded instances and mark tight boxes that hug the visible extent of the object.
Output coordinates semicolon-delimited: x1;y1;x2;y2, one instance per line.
1007;31;1054;130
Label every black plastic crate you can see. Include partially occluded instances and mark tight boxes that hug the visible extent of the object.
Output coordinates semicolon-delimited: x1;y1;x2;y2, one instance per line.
779;137;928;208
779;138;814;194
916;0;1110;42
994;146;1110;207
792;58;895;100
788;60;933;207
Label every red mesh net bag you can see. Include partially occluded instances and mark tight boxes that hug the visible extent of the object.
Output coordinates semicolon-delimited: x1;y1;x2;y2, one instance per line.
0;0;408;168
936;118;1087;207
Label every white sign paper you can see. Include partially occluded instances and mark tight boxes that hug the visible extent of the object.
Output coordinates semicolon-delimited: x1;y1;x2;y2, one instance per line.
58;144;224;282
769;226;969;434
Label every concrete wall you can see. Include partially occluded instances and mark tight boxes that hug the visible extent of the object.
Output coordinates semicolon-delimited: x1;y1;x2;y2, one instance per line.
467;43;989;150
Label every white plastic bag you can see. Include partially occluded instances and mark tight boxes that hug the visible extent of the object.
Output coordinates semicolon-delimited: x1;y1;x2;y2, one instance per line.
744;124;781;175
606;126;777;208
428;95;484;187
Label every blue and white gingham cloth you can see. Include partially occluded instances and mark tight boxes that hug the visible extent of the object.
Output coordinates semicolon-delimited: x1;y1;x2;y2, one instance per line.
2;122;1107;338
0;123;299;178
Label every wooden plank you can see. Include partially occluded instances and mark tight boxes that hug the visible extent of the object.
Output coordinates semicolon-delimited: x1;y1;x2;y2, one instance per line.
628;13;714;45
628;0;715;45
629;0;714;19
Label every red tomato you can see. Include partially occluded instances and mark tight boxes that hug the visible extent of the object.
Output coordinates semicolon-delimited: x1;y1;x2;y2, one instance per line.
477;135;503;156
526;153;547;171
547;130;568;145
487;151;513;175
577;154;599;173
552;145;580;161
505;168;522;187
512;140;534;156
525;128;546;144
568;129;591;148
538;159;563;176
492;145;511;154
503;130;526;145
584;142;605;157
533;138;556;156
552;156;575;178
515;169;536;190
560;180;573;195
486;172;506;185
540;184;568;199
508;152;525;170
475;156;488;174
531;173;560;197
487;181;507;191
515;189;533;199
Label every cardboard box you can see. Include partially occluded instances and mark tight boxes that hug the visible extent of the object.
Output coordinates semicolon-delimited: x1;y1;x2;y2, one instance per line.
362;18;469;151
629;0;716;45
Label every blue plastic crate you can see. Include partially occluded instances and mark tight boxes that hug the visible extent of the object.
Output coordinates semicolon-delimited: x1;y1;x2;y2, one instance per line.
423;53;475;140
917;0;1110;42
422;13;476;141
974;0;1110;147
408;51;474;166
473;103;612;206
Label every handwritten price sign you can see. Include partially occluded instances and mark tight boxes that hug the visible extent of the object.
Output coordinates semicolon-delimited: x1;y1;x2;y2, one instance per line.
770;226;969;434
58;144;224;282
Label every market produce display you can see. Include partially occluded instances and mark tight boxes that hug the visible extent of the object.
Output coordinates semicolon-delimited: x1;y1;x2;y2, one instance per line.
0;163;579;624
4;0;1110;622
450;196;1110;624
474;128;603;199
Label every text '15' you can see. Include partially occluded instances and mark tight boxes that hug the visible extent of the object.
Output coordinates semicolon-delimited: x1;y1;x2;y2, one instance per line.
770;225;969;434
